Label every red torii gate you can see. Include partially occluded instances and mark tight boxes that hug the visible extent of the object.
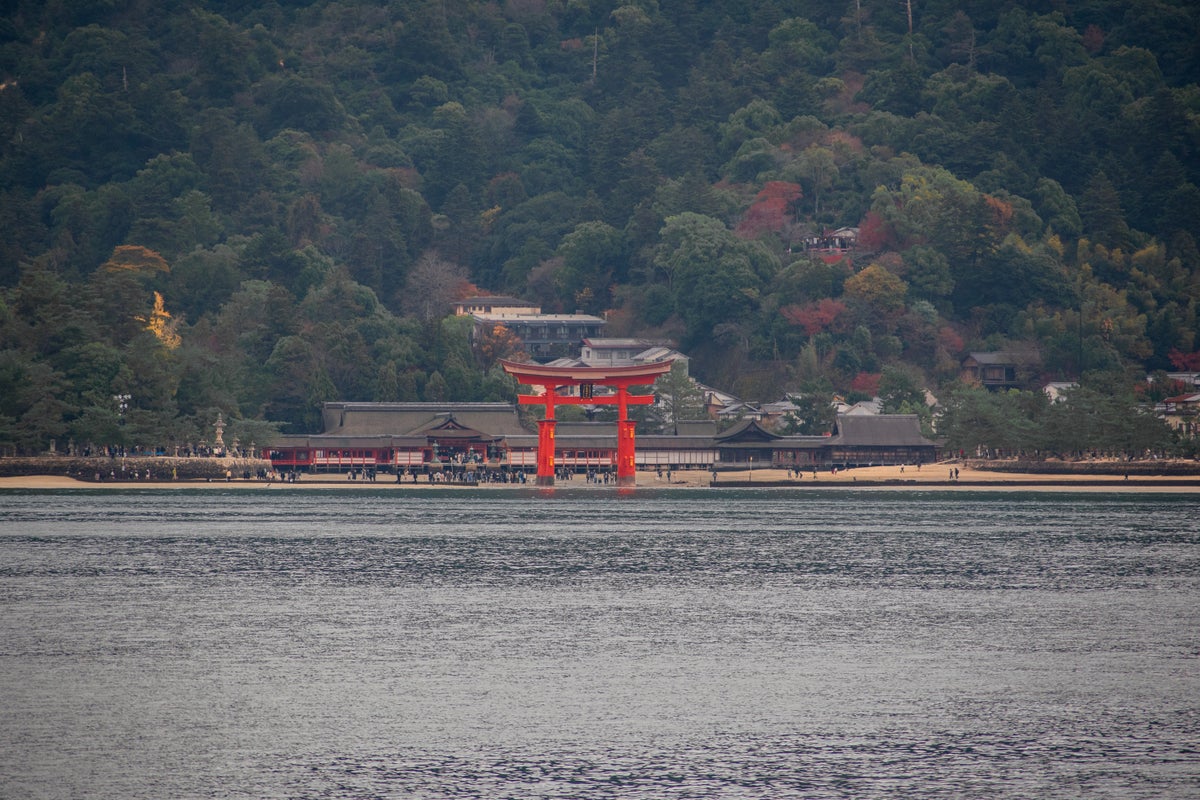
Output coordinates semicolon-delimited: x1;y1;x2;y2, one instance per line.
500;359;674;486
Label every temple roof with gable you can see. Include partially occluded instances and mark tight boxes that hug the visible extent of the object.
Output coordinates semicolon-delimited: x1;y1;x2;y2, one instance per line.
408;414;501;441
319;402;529;437
713;418;781;442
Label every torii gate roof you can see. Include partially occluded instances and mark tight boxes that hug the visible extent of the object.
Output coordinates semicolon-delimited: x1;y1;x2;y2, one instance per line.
500;358;674;386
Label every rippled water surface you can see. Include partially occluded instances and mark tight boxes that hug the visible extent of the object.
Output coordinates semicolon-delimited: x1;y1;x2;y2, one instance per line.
1;488;1198;799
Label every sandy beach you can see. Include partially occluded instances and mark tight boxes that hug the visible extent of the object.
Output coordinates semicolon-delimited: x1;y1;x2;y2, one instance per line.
2;463;1198;492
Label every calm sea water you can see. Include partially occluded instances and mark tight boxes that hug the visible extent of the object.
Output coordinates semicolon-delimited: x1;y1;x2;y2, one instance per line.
1;488;1197;799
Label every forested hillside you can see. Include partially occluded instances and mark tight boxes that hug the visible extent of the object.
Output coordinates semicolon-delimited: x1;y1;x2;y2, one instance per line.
1;0;1198;452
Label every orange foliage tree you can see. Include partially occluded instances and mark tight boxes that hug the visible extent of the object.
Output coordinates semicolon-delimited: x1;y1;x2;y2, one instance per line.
474;323;526;368
735;181;802;239
101;245;170;274
780;298;848;336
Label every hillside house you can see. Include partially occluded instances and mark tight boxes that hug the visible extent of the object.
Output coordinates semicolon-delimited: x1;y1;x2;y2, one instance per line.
453;296;540;316
961;351;1038;389
1161;393;1200;438
578;338;688;371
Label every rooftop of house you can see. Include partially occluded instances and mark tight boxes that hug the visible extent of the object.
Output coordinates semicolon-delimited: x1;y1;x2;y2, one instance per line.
836;398;883;415
964;351;1020;364
471;311;606;323
456;295;530;306
581;337;654;348
758;399;803;415
1163;393;1200;404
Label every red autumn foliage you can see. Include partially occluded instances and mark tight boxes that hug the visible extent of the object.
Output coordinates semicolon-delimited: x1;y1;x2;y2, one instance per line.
1168;349;1200;371
938;326;964;354
780;298;847;336
453;280;482;300
735;181;802;238
850;372;881;395
856;210;894;250
758;180;803;203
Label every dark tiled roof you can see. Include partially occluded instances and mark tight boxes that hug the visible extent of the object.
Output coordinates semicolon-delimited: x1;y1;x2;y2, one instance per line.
964;351;1014;364
322;402;529;437
674;420;718;436
831;414;936;446
714;419;780;441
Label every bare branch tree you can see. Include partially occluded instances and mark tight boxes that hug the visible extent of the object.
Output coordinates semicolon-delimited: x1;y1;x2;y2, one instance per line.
400;249;469;322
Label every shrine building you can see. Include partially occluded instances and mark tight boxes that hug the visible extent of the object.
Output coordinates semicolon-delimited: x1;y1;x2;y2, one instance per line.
265;402;940;478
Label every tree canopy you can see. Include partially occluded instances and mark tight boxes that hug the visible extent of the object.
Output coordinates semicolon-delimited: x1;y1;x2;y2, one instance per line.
1;0;1198;453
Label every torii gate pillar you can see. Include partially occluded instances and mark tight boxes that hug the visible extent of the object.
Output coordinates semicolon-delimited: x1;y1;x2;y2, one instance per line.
536;418;557;486
617;418;637;486
501;359;674;487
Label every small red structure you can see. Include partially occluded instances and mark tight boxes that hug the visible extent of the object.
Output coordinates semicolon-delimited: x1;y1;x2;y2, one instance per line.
500;359;674;486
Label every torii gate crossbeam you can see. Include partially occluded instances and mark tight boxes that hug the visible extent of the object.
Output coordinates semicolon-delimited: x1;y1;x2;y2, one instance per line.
500;359;674;486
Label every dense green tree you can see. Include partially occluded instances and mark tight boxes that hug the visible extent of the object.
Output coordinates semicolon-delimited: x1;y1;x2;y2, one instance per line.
1043;381;1173;458
655;213;779;345
262;334;335;433
878;363;926;414
902;245;954;303
423;370;448;402
554;221;625;313
0;0;1196;447
858;62;925;115
650;360;707;434
1078;171;1130;250
1033;178;1082;237
937;385;1042;456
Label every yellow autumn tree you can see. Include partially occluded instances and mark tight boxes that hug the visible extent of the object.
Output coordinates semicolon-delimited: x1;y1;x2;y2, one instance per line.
843;262;908;314
137;291;181;349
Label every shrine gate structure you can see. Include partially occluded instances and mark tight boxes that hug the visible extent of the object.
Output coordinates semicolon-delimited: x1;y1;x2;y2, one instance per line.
500;358;674;486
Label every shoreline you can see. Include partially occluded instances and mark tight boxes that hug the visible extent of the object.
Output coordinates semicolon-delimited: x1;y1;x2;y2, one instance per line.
3;462;1199;493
